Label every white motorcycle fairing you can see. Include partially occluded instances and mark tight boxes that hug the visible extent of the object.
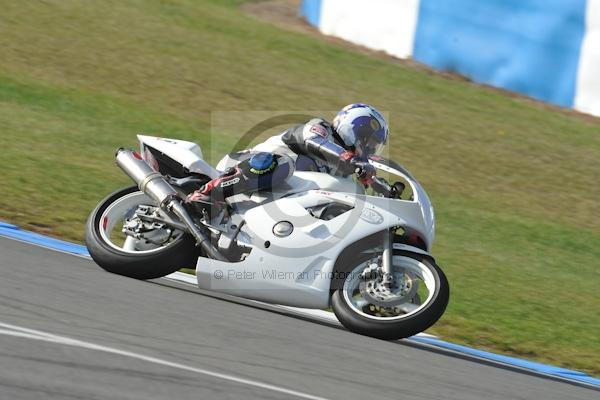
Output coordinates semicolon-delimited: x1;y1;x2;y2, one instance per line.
136;135;436;309
138;135;219;179
197;189;434;309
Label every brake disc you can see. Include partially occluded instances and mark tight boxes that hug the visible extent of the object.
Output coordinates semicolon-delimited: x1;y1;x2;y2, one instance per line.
359;266;419;308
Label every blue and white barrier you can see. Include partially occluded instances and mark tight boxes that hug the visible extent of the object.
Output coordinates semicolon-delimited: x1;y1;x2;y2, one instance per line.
577;1;600;115
301;0;600;117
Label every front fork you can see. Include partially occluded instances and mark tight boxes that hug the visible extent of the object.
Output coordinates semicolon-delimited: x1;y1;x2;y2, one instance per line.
381;229;394;285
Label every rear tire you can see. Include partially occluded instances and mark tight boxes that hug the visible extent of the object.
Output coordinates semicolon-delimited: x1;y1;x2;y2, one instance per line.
331;250;449;340
85;186;198;279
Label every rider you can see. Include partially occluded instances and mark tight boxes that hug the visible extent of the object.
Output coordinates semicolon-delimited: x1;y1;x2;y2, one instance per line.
186;103;389;209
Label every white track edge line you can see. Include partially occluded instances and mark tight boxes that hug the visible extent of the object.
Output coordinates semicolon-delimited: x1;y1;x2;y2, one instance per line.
0;322;328;400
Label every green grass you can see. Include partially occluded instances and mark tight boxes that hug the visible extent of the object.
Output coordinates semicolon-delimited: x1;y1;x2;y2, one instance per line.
0;0;598;375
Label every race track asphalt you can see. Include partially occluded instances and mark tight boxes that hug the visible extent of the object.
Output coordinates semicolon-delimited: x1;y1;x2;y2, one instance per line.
0;237;596;400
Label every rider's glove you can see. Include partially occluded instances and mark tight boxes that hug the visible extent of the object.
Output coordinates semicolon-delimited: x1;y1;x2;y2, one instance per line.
351;158;376;185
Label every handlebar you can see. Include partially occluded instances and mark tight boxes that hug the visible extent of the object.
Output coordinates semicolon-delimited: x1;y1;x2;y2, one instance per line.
371;176;392;196
370;176;405;199
351;159;404;198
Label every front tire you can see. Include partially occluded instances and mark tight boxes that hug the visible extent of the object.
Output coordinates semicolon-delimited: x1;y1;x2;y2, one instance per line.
331;250;449;340
85;186;198;279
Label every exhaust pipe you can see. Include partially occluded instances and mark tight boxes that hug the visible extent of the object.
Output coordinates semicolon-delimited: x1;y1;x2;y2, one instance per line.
116;148;178;207
115;148;227;261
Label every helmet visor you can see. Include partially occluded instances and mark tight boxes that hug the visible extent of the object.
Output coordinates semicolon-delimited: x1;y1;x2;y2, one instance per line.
352;116;387;157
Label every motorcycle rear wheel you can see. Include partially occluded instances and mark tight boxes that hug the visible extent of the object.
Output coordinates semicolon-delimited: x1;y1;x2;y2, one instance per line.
85;186;198;279
331;250;449;340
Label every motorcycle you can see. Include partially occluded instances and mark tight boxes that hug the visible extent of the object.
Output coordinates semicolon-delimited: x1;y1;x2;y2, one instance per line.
85;134;449;339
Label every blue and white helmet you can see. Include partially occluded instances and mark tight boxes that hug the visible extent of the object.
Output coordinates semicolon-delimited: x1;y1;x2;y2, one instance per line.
332;103;389;158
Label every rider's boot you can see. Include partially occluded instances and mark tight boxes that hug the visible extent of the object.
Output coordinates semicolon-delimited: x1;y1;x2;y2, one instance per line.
185;166;242;217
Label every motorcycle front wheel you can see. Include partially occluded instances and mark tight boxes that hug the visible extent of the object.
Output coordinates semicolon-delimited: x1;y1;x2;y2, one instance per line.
331;250;449;340
85;186;198;279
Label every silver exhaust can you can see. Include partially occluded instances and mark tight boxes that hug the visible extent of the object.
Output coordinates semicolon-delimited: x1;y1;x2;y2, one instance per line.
115;148;178;207
114;148;228;261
